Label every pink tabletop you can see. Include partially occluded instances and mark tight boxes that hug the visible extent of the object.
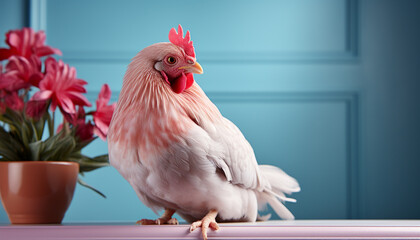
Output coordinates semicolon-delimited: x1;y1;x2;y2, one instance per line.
1;220;420;239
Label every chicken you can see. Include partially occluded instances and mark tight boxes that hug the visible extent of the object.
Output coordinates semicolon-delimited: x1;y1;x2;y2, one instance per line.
108;25;300;240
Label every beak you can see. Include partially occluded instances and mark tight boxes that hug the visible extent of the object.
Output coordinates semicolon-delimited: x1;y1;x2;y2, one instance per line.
179;61;203;74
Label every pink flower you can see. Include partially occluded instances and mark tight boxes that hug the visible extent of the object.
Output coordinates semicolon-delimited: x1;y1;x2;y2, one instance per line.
0;64;18;91
0;28;61;61
92;84;115;140
60;105;86;128
75;120;95;142
31;58;91;115
3;91;24;111
2;56;43;91
57;107;95;142
25;99;48;120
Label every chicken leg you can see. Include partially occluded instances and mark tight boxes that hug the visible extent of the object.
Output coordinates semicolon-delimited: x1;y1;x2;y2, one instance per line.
190;209;220;240
136;208;179;225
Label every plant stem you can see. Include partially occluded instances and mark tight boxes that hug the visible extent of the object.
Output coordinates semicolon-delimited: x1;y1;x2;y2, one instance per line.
62;118;70;136
48;110;55;137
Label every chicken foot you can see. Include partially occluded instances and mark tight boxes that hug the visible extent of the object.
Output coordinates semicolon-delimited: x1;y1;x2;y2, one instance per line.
190;209;220;240
136;208;179;225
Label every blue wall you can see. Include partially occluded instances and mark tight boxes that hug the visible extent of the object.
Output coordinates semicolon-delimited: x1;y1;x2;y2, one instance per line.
0;0;420;223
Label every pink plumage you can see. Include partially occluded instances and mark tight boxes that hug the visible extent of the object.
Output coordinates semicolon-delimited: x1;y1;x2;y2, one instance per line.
108;25;300;240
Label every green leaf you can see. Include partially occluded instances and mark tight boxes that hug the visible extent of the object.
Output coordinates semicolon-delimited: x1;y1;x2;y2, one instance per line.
69;157;107;173
77;176;106;198
0;109;22;126
28;140;44;161
47;112;54;137
20;120;31;147
42;132;76;161
74;136;97;152
75;154;109;173
0;127;24;160
31;116;46;141
0;143;19;161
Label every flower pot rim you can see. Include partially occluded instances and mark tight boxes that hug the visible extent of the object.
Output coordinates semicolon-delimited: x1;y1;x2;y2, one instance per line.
0;161;79;166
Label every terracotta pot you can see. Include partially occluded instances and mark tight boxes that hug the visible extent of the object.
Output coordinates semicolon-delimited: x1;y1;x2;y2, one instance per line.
0;161;79;224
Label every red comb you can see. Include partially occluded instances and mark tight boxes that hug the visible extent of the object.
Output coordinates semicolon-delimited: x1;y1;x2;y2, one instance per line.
168;25;195;58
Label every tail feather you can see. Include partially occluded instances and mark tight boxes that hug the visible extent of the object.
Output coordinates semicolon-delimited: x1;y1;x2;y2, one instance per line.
266;189;297;203
260;165;300;194
264;193;295;220
259;165;300;220
257;213;271;221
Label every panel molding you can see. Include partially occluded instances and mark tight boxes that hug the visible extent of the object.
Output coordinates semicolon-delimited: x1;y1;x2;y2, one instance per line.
29;0;47;31
87;90;360;218
30;0;358;63
346;0;358;56
87;90;357;105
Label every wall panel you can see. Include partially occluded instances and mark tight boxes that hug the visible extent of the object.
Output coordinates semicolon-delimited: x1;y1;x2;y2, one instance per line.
1;0;362;222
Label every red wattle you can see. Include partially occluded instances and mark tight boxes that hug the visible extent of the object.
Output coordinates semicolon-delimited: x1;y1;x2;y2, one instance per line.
170;73;187;94
185;73;194;89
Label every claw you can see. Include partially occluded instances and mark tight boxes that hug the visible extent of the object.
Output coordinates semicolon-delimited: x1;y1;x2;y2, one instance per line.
167;218;179;225
189;210;219;240
210;221;220;230
136;209;178;225
137;217;179;225
189;220;202;232
136;219;156;225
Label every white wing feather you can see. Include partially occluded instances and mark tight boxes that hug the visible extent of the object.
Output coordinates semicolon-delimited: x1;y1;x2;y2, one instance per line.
202;117;269;191
194;115;300;220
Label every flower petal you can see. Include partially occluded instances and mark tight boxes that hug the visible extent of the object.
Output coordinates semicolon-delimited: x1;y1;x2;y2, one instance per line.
32;90;53;101
67;91;92;107
0;48;12;61
59;96;76;114
7;32;21;50
26;99;48;119
94;126;107;141
36;46;62;57
4;92;24;111
97;84;112;108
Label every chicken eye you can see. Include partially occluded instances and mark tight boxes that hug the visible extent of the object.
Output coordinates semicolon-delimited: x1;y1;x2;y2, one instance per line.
166;56;177;64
